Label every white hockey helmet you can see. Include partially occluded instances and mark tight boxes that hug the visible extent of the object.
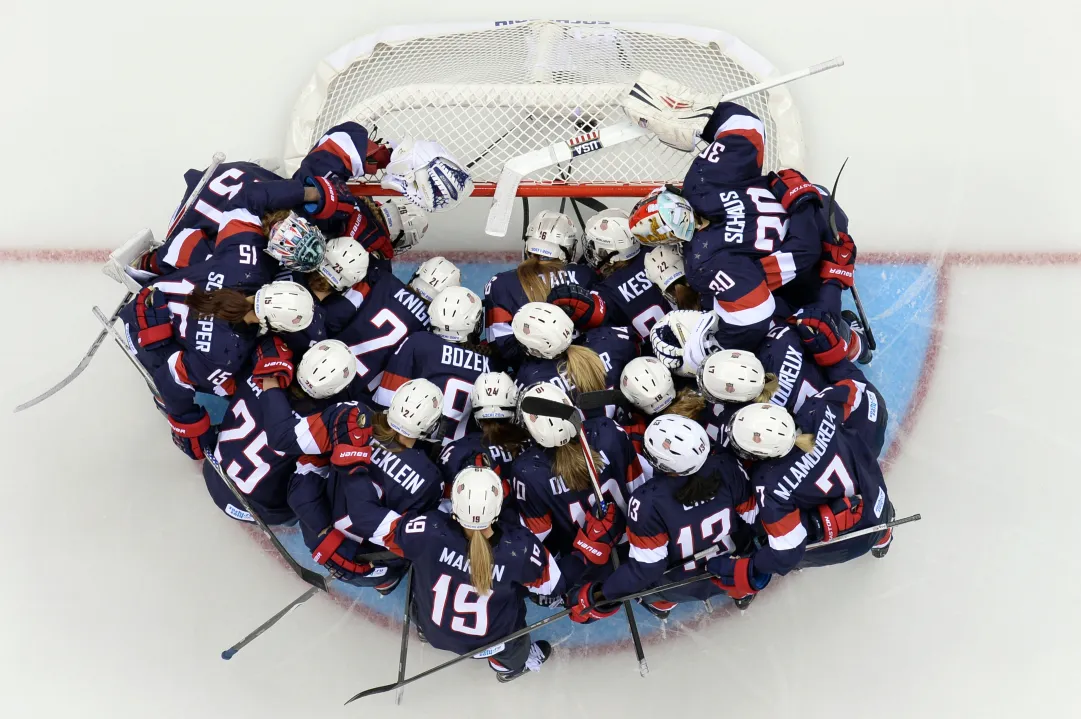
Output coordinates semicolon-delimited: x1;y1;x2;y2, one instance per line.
524;210;581;263
297;340;357;399
644;245;686;303
698;350;766;404
471;372;519;420
512;302;574;359
409;256;461;303
629;188;696;246
620;357;676;415
380;138;474;213
429;286;483;343
388;378;445;441
583;209;640;268
317;237;370;291
378;199;429;256
519;382;578;448
728;403;797;460
253;281;314;333
451;466;504;531
643;415;710;476
265;212;327;272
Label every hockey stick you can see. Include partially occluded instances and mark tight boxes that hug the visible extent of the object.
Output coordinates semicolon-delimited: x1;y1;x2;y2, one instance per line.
394;566;414;705
485;57;845;237
14;153;226;413
344;572;715;704
826;159;877;351
221;586;319;660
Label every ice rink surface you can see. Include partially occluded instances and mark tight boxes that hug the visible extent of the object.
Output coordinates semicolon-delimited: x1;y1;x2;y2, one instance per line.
3;0;1081;716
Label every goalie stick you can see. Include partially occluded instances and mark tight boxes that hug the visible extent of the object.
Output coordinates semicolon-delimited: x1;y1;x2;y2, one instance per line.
344;571;715;704
13;152;226;413
485;57;845;237
394;567;414;705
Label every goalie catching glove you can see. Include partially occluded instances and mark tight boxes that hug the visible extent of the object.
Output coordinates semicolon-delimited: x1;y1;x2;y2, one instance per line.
380;139;473;213
621;70;719;152
650;310;722;377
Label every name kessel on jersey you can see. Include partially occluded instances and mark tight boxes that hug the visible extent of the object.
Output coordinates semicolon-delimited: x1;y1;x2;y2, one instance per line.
617;270;655;302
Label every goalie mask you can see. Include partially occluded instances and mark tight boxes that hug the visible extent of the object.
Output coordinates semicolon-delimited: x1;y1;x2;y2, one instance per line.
429;286;483;343
583;209;640;268
524;210;580;263
317;237;370;291
629;188;695;246
380;138;474;213
266;212;327;272
409;256;461;303
253;281;315;334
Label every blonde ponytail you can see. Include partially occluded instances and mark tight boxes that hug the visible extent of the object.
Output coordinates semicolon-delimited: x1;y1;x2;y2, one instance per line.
552;443;603;492
666;388;706;420
467;529;494;595
561;345;607;394
516;257;566;303
794;433;816;453
754;373;781;404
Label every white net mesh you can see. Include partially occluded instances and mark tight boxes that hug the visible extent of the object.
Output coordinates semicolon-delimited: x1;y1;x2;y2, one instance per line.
286;21;804;192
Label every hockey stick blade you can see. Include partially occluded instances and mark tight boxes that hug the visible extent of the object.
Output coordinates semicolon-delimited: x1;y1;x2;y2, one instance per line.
344;572;713;704
520;396;579;423
576;389;632;411
221;586;319;660
14;293;133;412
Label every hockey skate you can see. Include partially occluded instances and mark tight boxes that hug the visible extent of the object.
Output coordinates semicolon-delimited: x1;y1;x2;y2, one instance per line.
375;572;404;597
732;594;757;611
842;310;874;365
636;597;676;621
871;528;894;558
495;641;551;684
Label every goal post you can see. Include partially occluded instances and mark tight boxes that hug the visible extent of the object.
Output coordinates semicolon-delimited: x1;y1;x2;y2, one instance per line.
284;21;807;199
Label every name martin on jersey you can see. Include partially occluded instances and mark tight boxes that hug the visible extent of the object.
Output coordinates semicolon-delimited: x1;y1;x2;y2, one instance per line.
439;546;506;581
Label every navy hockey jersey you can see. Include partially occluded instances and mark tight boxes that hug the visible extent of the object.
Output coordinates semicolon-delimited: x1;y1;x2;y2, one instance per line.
483;263;598;363
592;253;669;340
331;266;431;401
511;417;645;556
602;453;758;601
375;512;567;655
437;433;522;526
373;332;496;443
757;325;827;415
748;391;891;576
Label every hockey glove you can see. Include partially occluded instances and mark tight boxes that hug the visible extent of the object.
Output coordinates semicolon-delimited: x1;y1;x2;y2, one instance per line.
568;582;620;624
251;336;295;387
311;528;374;582
706;555;771;600
618;410;648;455
816;495;863;543
364;139;393;175
547;284;607;330
133;287;173;349
821;232;857;289
323;403;374;469
168;411;217;461
788;307;849;367
572;503;624;565
305;176;359;221
767;169;822;213
649;319;685;371
342;199;395;260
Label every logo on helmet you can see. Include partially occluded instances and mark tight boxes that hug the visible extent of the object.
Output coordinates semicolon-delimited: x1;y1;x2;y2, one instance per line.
752;432;762;444
523;323;531;334
662;439;672;450
725;382;735;393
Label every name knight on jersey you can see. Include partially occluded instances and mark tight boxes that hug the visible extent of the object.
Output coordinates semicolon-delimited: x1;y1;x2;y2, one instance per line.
439;546;506;581
394;288;430;325
440;345;490;373
370;442;428;494
773;406;838;500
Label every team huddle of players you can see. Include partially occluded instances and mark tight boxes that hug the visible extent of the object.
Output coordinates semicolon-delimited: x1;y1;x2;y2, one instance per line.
114;70;892;684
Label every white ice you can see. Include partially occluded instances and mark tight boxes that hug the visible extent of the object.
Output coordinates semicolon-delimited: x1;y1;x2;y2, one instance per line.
2;1;1080;717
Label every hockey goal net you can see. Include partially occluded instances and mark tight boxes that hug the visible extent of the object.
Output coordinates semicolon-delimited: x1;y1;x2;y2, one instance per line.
284;21;805;198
